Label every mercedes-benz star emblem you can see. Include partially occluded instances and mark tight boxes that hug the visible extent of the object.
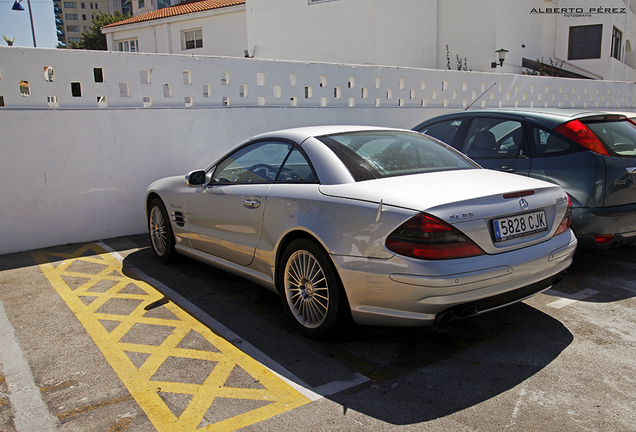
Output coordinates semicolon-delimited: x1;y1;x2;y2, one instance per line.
519;198;529;210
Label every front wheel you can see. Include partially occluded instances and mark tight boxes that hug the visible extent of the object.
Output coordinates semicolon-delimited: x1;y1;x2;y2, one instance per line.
148;198;177;263
278;239;349;338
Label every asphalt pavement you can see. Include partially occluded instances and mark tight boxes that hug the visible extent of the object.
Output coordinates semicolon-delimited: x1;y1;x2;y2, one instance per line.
0;235;635;431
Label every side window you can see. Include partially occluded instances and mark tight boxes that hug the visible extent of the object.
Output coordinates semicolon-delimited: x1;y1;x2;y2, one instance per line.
212;141;292;184
462;117;525;158
276;148;317;182
417;118;464;148
529;125;574;157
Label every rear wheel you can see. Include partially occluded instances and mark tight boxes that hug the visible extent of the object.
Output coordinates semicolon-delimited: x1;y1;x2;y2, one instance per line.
148;198;177;263
279;239;349;338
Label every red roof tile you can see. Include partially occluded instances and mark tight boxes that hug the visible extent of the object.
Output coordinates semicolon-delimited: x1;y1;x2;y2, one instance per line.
102;0;245;28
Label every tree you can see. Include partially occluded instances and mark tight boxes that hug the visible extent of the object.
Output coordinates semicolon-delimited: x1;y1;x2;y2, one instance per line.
77;11;129;50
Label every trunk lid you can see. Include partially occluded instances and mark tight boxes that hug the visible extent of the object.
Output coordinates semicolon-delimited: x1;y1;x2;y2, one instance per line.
319;169;569;253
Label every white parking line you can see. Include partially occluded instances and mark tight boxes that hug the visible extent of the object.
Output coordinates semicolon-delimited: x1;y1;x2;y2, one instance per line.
0;301;57;432
98;242;370;401
544;288;599;309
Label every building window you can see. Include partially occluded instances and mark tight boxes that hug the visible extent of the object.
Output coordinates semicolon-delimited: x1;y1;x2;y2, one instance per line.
82;14;86;19
94;3;97;8
138;0;144;7
157;0;169;8
117;39;138;52
83;26;88;31
182;29;202;50
568;24;602;60
66;25;80;32
90;3;93;8
611;26;622;61
63;2;76;7
65;14;78;20
68;37;81;43
81;2;85;7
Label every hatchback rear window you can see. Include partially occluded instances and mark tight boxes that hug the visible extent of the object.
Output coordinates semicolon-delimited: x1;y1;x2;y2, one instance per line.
584;119;636;157
318;130;478;181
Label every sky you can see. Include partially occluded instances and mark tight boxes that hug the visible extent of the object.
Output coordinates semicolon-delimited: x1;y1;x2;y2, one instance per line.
0;0;60;48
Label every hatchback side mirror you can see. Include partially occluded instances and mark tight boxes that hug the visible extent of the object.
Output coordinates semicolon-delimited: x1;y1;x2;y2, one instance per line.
185;170;206;186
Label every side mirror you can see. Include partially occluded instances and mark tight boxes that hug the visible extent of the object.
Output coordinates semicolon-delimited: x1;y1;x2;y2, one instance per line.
185;170;206;186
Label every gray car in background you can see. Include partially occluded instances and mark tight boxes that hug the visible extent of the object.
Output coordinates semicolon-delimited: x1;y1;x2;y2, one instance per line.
414;108;636;248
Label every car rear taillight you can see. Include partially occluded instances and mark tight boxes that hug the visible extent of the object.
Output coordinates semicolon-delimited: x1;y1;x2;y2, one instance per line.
554;194;572;237
554;120;609;156
386;213;485;260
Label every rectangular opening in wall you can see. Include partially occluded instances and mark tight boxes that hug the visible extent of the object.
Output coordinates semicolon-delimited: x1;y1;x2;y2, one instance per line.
290;97;298;106
305;86;312;98
386;88;393;99
0;96;4;107
410;89;415;99
320;75;327;88
97;95;107;108
203;84;211;97
70;81;81;97
399;78;405;90
94;67;104;83
376;78;381;89
348;98;355;107
185;96;193;107
240;84;248;97
44;66;55;82
258;97;266;106
348;76;355;88
273;85;282;99
183;70;192;85
119;82;130;97
289;74;297;87
398;98;404;107
321;97;327;107
47;96;59;107
334;86;341;99
223;96;230;106
140;69;150;84
163;83;172;98
221;71;230;86
375;98;381;107
361;88;368;99
257;73;266;86
20;80;30;97
143;96;152;107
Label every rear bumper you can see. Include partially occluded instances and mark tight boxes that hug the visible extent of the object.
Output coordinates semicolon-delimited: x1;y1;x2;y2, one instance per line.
332;230;577;327
572;204;636;248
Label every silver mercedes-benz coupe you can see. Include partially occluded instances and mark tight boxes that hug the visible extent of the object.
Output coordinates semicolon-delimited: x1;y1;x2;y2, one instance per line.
146;126;577;338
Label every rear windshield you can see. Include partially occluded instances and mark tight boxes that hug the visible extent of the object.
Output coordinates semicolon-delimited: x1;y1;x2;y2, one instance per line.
583;119;636;157
318;130;478;181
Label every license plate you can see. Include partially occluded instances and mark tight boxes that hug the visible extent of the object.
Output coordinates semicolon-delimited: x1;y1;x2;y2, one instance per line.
492;210;548;242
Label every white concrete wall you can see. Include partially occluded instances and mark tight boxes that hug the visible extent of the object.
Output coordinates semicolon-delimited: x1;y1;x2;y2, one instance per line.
1;46;636;255
245;0;438;68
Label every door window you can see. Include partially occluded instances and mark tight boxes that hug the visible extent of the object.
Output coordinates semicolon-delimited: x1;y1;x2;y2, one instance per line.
462;118;526;158
417;118;464;148
212;142;293;184
529;126;574;157
276;148;317;182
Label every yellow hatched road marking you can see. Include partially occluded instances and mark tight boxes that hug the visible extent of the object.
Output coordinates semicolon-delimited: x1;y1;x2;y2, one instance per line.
33;244;310;431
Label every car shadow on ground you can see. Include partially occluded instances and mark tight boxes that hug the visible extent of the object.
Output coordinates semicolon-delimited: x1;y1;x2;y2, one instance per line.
544;244;636;304
119;235;574;425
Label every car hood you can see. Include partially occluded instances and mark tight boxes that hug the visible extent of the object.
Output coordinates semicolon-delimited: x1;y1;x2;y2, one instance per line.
319;169;560;211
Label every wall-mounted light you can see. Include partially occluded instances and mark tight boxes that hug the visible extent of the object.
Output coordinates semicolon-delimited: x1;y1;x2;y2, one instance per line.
491;48;508;68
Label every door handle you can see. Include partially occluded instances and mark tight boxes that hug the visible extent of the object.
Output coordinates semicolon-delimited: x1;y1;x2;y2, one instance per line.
497;165;517;173
243;199;261;209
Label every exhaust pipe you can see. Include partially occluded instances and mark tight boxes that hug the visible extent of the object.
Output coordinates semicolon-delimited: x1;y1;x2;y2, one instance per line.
459;305;478;318
552;271;567;286
437;309;455;323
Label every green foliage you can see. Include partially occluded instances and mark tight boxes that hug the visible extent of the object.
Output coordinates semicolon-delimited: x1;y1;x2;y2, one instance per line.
3;35;15;46
77;11;129;50
446;44;470;71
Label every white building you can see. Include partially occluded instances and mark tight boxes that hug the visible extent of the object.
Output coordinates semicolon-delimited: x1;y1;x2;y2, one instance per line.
102;0;636;81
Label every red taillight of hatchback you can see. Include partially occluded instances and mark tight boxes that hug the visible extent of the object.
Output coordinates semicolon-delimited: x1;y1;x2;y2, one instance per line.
554;120;609;156
386;213;485;260
554;194;572;237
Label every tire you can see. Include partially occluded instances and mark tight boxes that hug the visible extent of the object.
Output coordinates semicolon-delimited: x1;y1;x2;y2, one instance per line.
278;239;349;338
148;198;177;263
